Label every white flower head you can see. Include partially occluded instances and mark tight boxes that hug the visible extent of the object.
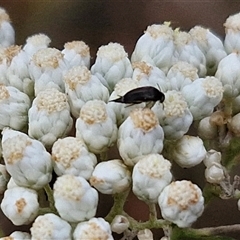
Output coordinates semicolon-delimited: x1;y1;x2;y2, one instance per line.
171;135;207;168
31;213;72;240
132;61;168;91
137;229;153;240
62;40;90;68
0;45;21;86
73;217;113;240
181;76;223;120
132;154;172;203
111;215;129;234
64;65;109;118
90;159;131;194
6;47;34;98
189;26;226;75
1;186;39;225
23;33;51;57
0;7;15;47
118;108;164;166
215;53;240;98
0;164;10;194
131;23;174;73
2;128;52;189
205;162;225;184
76;100;117;154
29;47;68;95
108;77;145;126
203;149;222;168
4;231;31;240
53;174;98;222
158;180;204;228
52;137;97;180
0;84;31;131
91;42;133;92
28;88;73;148
152;90;193;140
173;30;206;77
224;12;240;54
166;61;199;91
197;116;218;140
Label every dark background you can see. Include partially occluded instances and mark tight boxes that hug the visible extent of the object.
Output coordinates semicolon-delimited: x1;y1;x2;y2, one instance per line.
1;1;240;239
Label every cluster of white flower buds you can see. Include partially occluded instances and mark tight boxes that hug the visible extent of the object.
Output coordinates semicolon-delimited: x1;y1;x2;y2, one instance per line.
1;5;240;240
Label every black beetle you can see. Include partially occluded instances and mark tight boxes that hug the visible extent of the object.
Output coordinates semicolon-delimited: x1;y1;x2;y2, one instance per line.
110;86;165;107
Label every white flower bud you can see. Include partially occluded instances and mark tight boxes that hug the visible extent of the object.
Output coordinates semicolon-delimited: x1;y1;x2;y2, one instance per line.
198;116;218;140
2;128;52;189
131;23;174;73
1;186;39;225
152;90;193;140
189;26;227;75
76;100;117;154
132;154;172;203
0;7;15;47
215;53;240;98
62;41;90;68
31;213;72;240
28;88;73;148
205;163;225;184
171;135;207;168
0;45;21;86
132;61;168;91
52;137;97;180
158;180;204;228
73;217;113;240
224;12;240;54
0;164;10;194
23;33;51;57
111;215;129;234
0;85;31;130
6;48;34;98
64;65;109;118
108;78;145;126
3;231;31;240
29;47;68;95
173;30;206;77
227;113;240;137
90;159;131;194
137;229;153;240
118;108;164;166
181;76;223;120
53;174;98;222
166;61;198;91
91;42;133;92
203;149;222;168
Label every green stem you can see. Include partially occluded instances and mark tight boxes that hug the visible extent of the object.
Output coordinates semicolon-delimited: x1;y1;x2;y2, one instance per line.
105;188;130;222
44;184;58;213
148;203;157;222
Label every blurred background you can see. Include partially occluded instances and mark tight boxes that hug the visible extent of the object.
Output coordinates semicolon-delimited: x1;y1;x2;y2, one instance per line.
1;1;240;239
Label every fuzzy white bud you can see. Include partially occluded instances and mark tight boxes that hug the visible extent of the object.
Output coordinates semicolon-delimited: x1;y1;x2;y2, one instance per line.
76;100;117;154
90;159;131;194
31;213;72;240
118;108;164;166
52;137;97;180
158;180;204;228
132;154;172;203
53;174;98;222
1;186;39;225
73;217;113;240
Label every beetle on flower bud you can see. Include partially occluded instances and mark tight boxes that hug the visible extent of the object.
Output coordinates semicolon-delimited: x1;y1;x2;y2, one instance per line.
110;86;165;108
